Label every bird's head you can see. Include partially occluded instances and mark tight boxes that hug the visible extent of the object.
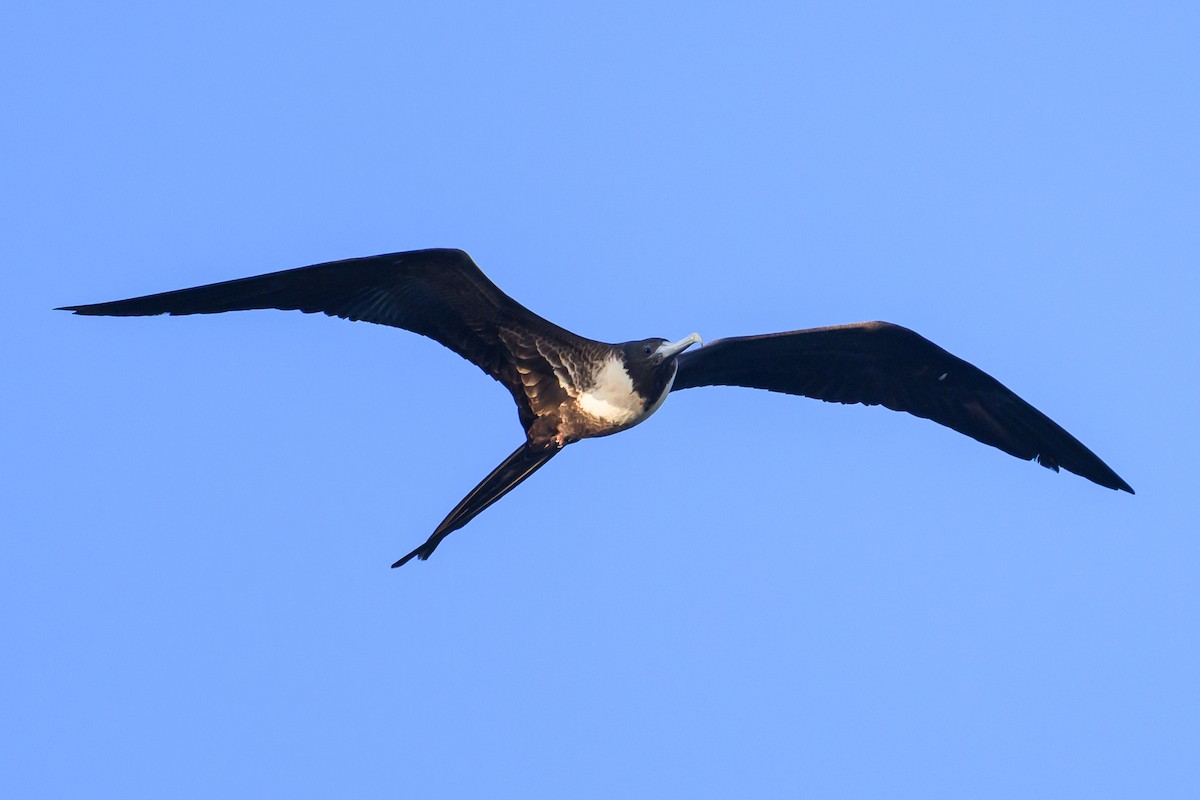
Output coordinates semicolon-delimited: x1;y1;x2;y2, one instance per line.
621;332;703;399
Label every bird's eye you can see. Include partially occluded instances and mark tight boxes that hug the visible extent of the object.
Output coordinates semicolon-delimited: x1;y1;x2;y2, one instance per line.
643;345;653;355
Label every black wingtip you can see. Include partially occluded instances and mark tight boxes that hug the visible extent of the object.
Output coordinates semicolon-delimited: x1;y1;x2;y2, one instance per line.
1092;471;1134;495
55;301;156;316
56;303;125;316
1035;452;1134;495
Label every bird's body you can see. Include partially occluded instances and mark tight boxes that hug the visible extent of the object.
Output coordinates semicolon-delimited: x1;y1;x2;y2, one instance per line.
59;248;1132;566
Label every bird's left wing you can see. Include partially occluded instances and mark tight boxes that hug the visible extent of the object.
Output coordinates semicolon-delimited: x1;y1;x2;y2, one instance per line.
671;321;1132;493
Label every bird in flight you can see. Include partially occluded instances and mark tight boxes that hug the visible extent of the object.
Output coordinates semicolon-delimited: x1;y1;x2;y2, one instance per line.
59;248;1133;566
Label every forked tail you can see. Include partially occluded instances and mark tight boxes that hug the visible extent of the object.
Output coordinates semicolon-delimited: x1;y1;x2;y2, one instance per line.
391;442;560;567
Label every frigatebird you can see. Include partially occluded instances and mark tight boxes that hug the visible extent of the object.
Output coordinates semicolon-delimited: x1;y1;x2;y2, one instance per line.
59;248;1133;566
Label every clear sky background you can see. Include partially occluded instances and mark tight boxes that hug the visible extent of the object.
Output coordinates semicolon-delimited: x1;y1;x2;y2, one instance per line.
3;2;1197;797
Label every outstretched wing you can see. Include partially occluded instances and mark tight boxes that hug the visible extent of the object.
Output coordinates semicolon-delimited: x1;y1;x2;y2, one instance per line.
672;321;1133;493
58;248;587;430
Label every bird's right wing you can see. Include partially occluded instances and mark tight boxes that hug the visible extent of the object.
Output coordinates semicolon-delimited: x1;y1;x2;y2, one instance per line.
672;321;1132;493
58;249;589;429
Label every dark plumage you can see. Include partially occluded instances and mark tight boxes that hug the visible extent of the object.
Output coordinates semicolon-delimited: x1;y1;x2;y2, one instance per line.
58;248;1132;566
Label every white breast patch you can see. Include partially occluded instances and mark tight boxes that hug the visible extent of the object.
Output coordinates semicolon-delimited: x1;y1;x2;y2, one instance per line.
576;356;643;426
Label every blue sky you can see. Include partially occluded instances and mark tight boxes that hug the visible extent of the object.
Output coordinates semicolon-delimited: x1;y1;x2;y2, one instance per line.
4;1;1197;797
